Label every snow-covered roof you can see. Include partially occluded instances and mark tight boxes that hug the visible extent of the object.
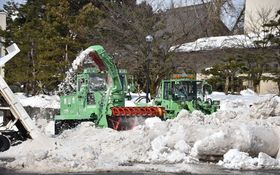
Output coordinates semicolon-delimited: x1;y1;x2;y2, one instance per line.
137;0;245;31
170;33;266;53
137;0;211;11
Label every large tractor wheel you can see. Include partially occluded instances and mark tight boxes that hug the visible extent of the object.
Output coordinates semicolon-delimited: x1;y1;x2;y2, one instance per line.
0;135;11;152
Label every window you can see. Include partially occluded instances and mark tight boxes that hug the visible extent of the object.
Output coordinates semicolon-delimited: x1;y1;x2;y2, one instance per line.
163;82;169;100
89;74;107;92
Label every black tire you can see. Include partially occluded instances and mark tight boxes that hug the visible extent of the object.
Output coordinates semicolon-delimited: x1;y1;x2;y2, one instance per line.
54;120;62;135
0;135;11;152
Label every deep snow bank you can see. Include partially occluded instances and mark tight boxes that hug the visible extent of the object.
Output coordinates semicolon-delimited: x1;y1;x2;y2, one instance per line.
15;93;60;109
1;94;280;172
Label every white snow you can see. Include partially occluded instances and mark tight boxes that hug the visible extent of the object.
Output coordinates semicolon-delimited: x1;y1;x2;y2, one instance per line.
3;84;280;172
15;93;60;109
57;47;95;94
170;32;269;53
218;149;280;169
240;88;256;96
220;0;245;31
137;0;211;11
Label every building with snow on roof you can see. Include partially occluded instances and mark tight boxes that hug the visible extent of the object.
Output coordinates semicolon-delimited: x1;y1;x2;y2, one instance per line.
170;0;280;94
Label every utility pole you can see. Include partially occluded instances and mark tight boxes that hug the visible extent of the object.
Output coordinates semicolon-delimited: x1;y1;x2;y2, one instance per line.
145;35;153;103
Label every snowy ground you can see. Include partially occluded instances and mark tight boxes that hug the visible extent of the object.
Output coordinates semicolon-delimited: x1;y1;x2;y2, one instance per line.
1;90;280;173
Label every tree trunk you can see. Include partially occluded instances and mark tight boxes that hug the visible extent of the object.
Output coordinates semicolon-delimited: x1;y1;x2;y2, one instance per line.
150;81;159;99
65;44;68;62
253;80;261;94
224;76;229;95
230;75;234;94
277;81;280;96
30;41;36;95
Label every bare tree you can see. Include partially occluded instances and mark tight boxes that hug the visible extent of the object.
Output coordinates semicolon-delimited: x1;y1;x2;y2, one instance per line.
87;0;233;96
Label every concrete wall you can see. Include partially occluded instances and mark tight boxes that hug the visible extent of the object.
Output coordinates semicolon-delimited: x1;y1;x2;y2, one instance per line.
244;0;280;33
0;12;6;77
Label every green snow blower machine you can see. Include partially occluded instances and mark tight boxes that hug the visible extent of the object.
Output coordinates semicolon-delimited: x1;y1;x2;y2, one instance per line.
55;45;219;134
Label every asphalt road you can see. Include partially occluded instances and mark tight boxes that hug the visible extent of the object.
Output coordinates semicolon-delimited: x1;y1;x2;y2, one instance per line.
1;168;280;175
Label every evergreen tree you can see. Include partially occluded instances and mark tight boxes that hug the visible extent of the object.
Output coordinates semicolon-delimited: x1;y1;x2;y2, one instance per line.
0;0;104;95
261;10;280;94
202;56;244;94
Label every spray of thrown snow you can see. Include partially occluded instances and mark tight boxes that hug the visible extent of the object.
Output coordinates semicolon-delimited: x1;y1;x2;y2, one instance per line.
57;47;95;95
1;92;280;173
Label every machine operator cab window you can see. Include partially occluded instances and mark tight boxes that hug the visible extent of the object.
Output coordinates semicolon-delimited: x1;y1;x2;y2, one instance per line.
88;74;107;92
83;73;107;105
173;81;197;101
162;81;198;102
77;74;107;92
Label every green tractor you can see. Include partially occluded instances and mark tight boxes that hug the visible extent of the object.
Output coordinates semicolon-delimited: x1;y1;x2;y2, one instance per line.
154;78;220;119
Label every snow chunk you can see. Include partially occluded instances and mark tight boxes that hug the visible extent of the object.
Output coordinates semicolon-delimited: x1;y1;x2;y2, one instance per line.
218;149;258;169
240;89;256;96
145;117;162;128
258;152;280;168
218;150;280;169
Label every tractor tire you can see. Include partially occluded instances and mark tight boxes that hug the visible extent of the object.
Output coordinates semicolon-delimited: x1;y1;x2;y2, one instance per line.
55;120;81;135
0;135;11;152
55;120;63;135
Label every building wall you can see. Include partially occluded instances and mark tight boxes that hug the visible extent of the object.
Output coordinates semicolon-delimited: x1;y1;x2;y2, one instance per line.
260;80;279;94
0;12;6;77
0;11;6;56
244;0;280;33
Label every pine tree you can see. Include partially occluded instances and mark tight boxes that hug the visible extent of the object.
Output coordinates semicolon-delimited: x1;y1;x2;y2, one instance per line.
1;0;104;95
202;56;245;94
261;10;280;95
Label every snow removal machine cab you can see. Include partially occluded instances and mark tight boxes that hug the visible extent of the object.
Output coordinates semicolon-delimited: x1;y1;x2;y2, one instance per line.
154;75;220;119
54;45;165;134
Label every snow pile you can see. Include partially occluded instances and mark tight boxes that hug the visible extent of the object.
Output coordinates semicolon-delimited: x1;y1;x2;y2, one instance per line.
15;93;60;109
240;88;256;96
1;93;280;172
218;149;280;169
250;96;280;118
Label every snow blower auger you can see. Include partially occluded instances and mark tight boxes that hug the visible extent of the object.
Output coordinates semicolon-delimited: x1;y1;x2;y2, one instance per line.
54;45;165;134
109;107;165;130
